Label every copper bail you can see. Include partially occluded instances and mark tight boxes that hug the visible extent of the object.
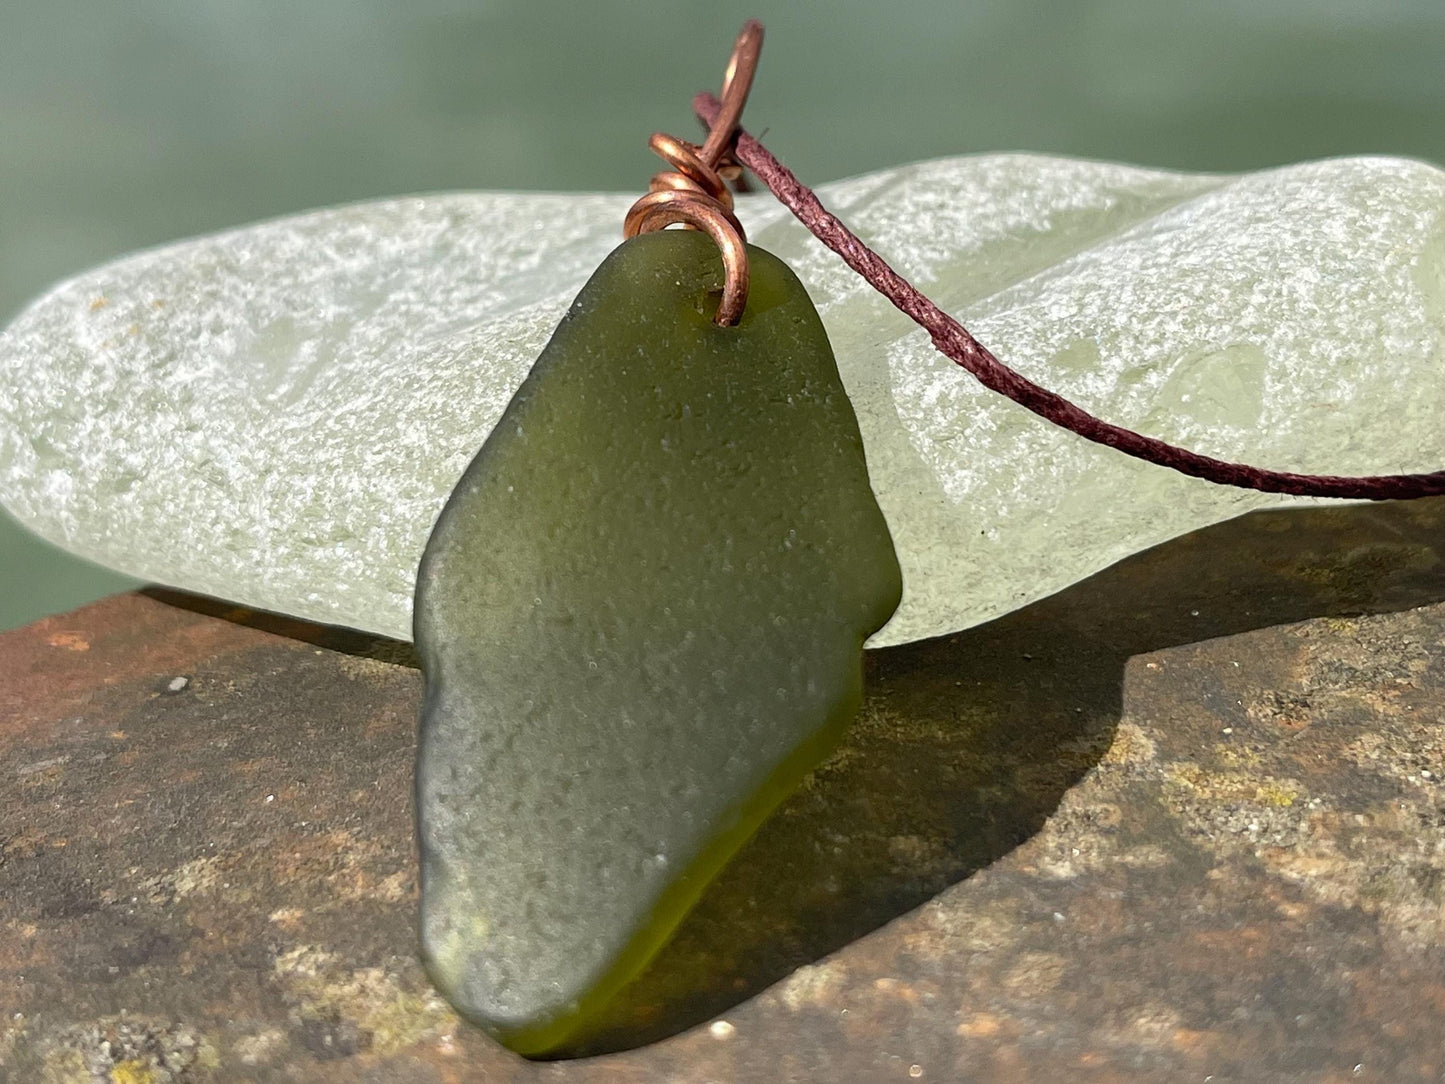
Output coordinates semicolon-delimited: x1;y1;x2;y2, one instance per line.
624;20;762;327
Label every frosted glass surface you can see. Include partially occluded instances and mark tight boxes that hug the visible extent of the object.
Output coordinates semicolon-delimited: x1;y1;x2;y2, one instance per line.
1;154;1442;647
415;232;900;1051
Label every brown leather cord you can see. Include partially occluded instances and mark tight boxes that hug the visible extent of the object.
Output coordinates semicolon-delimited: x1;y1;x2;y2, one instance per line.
695;91;1445;501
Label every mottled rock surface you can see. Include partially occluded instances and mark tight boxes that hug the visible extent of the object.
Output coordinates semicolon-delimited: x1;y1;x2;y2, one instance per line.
2;155;1442;647
4;497;1445;1081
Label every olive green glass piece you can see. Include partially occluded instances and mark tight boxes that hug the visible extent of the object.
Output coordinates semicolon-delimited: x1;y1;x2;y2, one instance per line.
414;229;902;1056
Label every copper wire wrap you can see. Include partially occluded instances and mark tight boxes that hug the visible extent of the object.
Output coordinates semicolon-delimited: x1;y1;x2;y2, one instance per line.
623;20;762;327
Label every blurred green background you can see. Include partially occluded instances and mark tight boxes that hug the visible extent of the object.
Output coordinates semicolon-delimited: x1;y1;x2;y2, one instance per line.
3;0;1443;630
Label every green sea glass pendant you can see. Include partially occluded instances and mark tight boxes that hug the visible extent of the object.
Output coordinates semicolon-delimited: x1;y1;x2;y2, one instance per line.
414;228;902;1055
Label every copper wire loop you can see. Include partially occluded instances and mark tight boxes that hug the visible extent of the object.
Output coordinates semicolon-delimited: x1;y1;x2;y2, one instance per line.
623;20;763;327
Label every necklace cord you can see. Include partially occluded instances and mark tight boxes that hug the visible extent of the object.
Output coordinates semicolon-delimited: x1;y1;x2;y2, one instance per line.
695;91;1445;501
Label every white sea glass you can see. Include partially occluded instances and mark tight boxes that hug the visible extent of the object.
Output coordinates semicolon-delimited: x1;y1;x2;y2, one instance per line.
1;154;1441;647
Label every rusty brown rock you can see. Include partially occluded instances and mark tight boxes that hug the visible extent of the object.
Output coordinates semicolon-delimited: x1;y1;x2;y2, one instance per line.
4;497;1445;1081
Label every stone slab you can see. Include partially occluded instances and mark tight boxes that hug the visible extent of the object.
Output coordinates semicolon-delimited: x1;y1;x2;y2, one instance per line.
4;497;1445;1080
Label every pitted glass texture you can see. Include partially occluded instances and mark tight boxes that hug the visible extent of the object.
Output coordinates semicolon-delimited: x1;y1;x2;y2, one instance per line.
1;155;1443;644
413;230;901;1053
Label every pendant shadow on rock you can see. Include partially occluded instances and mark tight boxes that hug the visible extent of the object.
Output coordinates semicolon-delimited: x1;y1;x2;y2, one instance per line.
555;493;1445;1057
